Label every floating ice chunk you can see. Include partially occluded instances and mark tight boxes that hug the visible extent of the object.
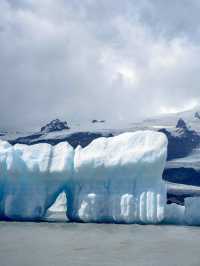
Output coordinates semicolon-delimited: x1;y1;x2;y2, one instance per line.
42;192;67;222
185;197;200;225
0;141;74;220
45;191;68;222
164;203;185;225
68;131;167;223
47;191;67;213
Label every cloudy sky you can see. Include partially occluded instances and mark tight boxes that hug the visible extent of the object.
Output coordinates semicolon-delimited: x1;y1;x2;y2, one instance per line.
1;0;200;130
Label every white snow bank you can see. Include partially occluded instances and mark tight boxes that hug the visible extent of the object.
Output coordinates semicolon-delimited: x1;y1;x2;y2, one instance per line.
69;131;168;223
185;197;200;225
0;141;74;220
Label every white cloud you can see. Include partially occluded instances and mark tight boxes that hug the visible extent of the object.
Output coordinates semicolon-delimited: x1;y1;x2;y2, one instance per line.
0;0;200;129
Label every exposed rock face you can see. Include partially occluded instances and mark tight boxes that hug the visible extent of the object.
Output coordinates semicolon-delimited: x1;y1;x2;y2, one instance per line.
91;119;105;123
195;112;200;120
41;119;70;133
8;118;200;160
159;119;200;160
161;119;200;204
164;168;200;187
176;118;188;130
10;132;109;148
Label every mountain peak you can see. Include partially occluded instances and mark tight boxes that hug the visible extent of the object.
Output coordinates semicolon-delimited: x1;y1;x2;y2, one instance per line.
176;118;188;130
194;112;200;120
40;119;70;133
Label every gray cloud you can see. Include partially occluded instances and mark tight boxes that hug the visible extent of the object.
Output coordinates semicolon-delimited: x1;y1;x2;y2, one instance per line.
0;0;200;130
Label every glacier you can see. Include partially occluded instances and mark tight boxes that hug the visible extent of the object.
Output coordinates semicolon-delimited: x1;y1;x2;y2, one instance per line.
3;129;200;225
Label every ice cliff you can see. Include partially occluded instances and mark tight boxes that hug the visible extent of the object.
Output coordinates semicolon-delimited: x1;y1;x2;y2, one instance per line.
0;131;168;223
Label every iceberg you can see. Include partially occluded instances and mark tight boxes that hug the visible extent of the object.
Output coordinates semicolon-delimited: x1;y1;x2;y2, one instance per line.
0;141;74;220
164;203;185;225
185;197;200;225
68;131;168;223
0;131;168;223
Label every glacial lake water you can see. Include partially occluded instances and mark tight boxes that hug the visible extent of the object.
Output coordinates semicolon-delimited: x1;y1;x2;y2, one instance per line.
0;219;200;266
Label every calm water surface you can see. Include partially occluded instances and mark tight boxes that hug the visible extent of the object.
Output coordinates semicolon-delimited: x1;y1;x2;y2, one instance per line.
0;221;200;266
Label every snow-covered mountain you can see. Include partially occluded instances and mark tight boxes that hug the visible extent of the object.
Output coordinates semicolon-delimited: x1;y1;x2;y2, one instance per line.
141;105;200;132
0;107;200;205
140;107;200;190
1;119;135;147
0;106;200;155
159;118;200;160
40;119;70;133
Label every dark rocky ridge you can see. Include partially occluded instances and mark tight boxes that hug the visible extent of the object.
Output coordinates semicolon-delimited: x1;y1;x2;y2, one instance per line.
92;119;105;123
195;112;200;119
161;118;200;203
159;118;200;160
41;119;70;133
163;167;200;186
9;118;200;160
10;132;112;148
